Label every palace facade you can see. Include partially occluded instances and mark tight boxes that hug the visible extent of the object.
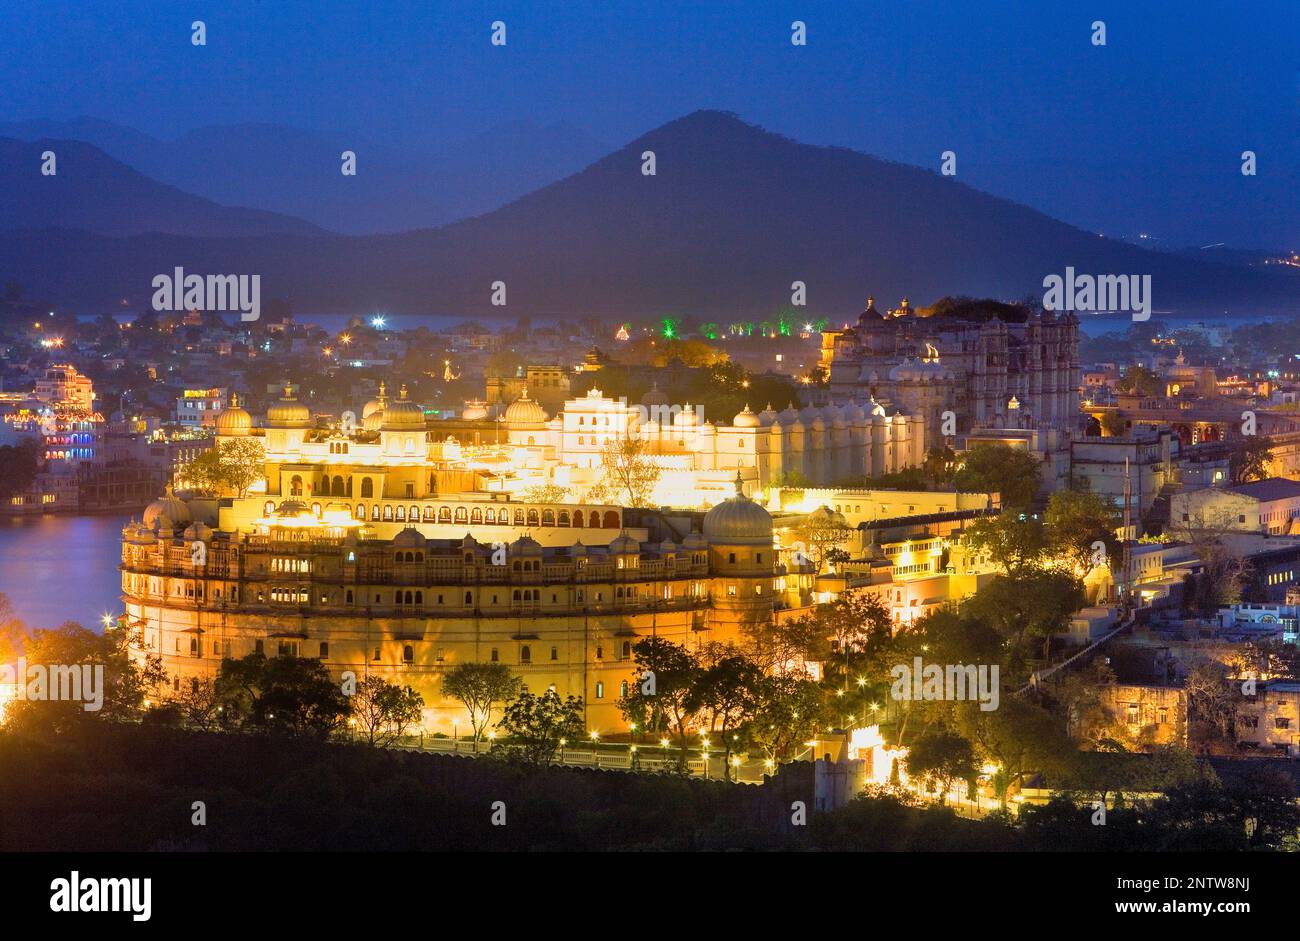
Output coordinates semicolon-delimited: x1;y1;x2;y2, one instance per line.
121;385;816;731
819;298;1081;449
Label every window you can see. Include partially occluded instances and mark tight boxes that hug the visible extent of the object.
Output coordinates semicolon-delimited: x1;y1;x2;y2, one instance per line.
729;553;736;564
372;647;380;661
361;478;374;498
319;641;329;659
1276;717;1292;730
521;645;532;663
551;646;558;661
595;681;604;699
255;640;264;654
490;648;499;662
403;644;414;663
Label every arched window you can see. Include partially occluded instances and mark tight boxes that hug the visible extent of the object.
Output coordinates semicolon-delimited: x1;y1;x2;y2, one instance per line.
485;509;496;524
521;645;532;663
264;501;275;515
621;641;631;659
455;507;468;523
559;510;570;526
403;644;414;663
512;590;521;601
410;505;419;522
371;505;380;521
542;510;554;526
589;511;601;528
290;475;303;496
414;591;422;604
423;506;435;521
311;503;321;517
471;508;482;524
603;510;619;528
361;477;374;498
383;505;394;521
439;506;451;523
395;506;405;521
514;509;525;526
527;509;539;527
465;591;473;605
333;475;344;495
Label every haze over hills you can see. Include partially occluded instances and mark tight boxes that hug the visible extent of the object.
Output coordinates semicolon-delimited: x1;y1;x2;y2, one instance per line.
0;111;1296;318
0;137;325;238
0;117;610;234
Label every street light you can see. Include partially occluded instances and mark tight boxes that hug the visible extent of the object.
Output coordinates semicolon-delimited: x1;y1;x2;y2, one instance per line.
590;730;600;767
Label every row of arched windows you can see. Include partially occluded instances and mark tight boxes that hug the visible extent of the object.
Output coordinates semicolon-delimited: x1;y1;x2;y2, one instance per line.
343;504;621;528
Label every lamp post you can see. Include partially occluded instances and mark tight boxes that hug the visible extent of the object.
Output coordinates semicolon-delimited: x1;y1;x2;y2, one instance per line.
590;730;600;768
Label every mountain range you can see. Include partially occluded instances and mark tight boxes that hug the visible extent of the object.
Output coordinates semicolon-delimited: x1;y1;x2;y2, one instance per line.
1;111;1295;319
0;117;610;234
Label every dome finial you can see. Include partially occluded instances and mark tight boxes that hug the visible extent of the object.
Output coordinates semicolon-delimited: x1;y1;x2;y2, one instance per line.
399;383;409;400
230;391;238;408
733;470;744;497
378;380;387;400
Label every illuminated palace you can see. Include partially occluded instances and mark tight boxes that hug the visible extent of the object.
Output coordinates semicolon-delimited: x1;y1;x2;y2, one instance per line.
819;298;1081;446
121;385;816;731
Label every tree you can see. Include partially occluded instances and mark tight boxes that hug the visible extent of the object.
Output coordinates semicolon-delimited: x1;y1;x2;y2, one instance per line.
749;674;825;763
906;729;977;804
441;662;521;744
963;511;1046;576
1115;365;1163;397
216;438;265;498
213;653;348;738
1229;435;1274;485
179;439;265;498
496;688;585;765
520;482;569;504
590;432;660;508
350;675;425;746
1184;660;1239;750
1175;509;1252;613
619;637;702;765
2;620;165;734
687;655;764;779
790;507;855;574
953;444;1041;509
789;593;893;690
1044;488;1120;577
0;593;27;664
740;610;827;672
1098;410;1126;437
923;446;957;485
175;676;222;730
963;569;1084;671
180;448;224;496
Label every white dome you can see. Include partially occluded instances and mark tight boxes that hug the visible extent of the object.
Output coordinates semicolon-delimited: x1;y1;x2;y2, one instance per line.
504;389;547;424
732;405;760;428
702;474;772;546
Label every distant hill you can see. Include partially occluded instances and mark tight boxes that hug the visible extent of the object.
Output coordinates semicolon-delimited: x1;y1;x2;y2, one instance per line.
0;137;324;237
0;118;610;234
0;111;1296;317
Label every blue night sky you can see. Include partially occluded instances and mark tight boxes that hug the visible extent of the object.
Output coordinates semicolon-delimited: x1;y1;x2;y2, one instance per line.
3;0;1296;247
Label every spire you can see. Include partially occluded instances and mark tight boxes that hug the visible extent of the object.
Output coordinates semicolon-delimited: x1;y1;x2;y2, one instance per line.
732;470;745;498
378;380;387;401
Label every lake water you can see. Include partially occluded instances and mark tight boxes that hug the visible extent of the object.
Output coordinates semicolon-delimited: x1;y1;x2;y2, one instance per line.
0;513;131;632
